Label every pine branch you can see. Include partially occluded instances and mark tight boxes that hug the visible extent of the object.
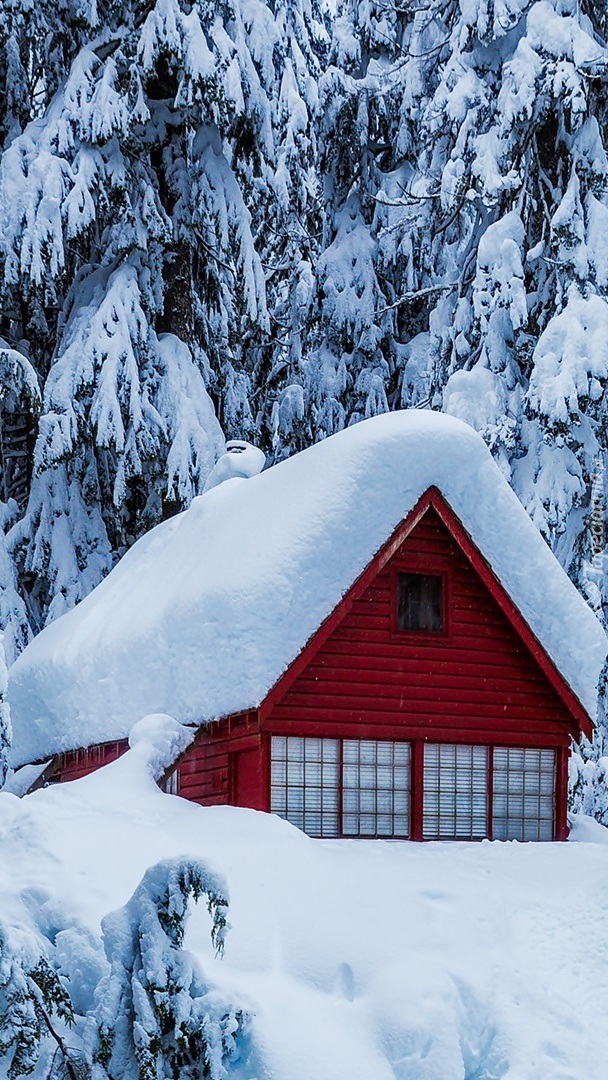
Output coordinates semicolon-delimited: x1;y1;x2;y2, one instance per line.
26;976;81;1080
376;282;457;313
371;185;441;206
191;228;236;277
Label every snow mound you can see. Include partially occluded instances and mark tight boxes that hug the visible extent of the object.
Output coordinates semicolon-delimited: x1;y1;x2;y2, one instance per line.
9;410;607;765
202;439;266;491
3;759;50;797
568;813;608;845
127;713;195;783
2;752;608;1078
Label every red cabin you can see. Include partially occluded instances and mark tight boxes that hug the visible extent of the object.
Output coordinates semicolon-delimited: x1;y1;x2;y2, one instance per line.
8;413;606;841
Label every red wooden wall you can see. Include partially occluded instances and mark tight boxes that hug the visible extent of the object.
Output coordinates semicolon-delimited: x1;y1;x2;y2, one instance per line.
54;740;128;783
179;712;266;809
262;507;573;746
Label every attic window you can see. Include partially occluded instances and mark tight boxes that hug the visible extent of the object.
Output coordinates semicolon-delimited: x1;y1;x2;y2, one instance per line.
397;573;443;632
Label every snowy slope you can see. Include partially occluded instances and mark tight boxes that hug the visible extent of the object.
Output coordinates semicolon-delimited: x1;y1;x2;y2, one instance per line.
1;729;608;1079
9;410;608;765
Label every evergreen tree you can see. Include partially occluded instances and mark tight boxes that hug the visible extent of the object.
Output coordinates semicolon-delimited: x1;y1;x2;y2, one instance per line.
0;0;337;635
0;924;83;1080
320;0;608;610
275;0;397;453
0;857;247;1078
0;0;304;630
252;0;331;456
92;857;246;1080
0;633;11;787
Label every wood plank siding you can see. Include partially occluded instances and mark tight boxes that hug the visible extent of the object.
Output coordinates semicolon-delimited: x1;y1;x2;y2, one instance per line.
179;713;265;808
54;739;129;782
263;508;573;746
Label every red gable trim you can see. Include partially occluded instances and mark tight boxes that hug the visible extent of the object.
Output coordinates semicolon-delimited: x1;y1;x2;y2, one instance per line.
429;492;594;740
259;486;594;741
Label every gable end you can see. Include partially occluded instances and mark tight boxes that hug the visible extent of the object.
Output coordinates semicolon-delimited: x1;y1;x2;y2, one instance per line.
259;487;594;741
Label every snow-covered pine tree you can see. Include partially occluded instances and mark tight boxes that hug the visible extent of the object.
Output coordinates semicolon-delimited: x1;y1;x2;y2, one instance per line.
282;0;398;452
0;923;83;1079
251;0;331;456
325;1;608;605
2;0;334;631
92;857;246;1080
0;633;11;788
0;0;340;636
0;344;41;662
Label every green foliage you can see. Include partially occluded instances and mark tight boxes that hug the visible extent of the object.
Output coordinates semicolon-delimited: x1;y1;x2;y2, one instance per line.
0;928;78;1079
0;859;247;1079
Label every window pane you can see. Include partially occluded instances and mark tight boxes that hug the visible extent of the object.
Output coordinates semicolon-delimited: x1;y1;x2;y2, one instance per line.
342;739;410;837
397;574;443;632
271;736;339;836
273;736;286;759
423;744;488;839
492;747;555;841
163;768;179;795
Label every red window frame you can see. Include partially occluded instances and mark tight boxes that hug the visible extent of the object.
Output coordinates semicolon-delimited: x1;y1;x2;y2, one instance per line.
268;736;561;841
270;735;412;839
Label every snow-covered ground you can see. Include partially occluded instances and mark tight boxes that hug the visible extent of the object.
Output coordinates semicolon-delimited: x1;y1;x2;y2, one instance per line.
2;725;608;1080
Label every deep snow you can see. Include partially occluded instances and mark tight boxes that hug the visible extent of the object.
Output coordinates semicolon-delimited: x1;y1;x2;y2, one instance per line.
1;726;608;1079
9;411;607;766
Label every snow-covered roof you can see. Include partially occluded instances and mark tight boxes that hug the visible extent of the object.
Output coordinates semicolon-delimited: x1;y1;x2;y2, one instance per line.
9;411;607;766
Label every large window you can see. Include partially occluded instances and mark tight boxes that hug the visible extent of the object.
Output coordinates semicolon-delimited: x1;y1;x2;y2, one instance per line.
492;747;555;841
423;743;488;839
422;743;556;841
271;736;411;837
270;736;340;836
343;740;410;837
270;737;556;841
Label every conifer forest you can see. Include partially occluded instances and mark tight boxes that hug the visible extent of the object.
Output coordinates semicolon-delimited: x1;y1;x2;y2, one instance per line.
4;5;608;1078
1;0;608;702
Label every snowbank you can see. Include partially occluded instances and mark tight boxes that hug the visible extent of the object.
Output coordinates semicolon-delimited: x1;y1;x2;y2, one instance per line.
9;410;607;765
1;745;608;1078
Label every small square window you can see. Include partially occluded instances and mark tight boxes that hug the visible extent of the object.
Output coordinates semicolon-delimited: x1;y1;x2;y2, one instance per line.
397;573;443;632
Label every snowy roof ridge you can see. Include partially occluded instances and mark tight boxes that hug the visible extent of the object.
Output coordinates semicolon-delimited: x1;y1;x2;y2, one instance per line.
8;411;607;766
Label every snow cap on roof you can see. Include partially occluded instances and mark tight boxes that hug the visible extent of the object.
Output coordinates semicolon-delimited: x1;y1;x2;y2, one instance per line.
8;410;607;765
202;440;265;492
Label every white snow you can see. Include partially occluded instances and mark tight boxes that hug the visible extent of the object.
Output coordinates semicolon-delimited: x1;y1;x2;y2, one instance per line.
1;737;608;1078
2;760;50;797
127;712;196;781
9;410;607;766
203;440;266;492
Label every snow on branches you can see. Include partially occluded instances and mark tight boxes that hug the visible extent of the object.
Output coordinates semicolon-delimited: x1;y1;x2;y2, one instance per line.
92;857;246;1080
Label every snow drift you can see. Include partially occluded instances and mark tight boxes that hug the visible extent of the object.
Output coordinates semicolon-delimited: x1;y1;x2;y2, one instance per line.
1;731;608;1078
